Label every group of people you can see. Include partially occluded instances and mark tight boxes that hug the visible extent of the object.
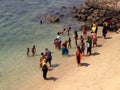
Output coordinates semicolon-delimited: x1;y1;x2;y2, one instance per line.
40;48;52;80
26;22;111;80
27;45;36;56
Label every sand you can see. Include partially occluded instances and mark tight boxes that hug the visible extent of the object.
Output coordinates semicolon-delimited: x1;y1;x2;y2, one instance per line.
20;27;120;90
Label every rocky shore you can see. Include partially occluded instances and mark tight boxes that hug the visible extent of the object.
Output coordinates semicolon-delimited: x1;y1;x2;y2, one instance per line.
36;0;120;31
71;0;120;29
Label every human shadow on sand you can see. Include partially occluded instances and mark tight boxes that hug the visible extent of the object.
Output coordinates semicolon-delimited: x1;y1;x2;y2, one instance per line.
91;52;100;56
68;54;75;57
84;52;100;57
51;64;59;68
97;36;102;38
46;77;58;81
96;44;103;47
81;63;90;67
48;68;54;71
105;37;112;39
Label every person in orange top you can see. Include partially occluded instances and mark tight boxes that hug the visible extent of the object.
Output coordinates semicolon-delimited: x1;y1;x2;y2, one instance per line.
76;46;82;66
40;52;46;68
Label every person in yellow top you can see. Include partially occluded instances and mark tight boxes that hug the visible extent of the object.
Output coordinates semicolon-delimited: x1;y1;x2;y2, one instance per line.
42;59;48;80
40;52;46;68
91;23;98;34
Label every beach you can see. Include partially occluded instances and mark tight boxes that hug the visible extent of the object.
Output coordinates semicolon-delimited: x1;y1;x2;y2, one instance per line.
0;0;120;90
18;27;120;90
0;0;86;90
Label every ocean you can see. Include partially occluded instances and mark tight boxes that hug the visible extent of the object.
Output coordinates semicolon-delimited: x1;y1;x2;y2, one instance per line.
0;0;86;90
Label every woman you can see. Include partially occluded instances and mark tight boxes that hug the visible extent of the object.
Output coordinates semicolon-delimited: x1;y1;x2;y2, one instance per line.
91;32;97;47
76;46;82;66
86;36;92;55
40;52;46;68
61;41;69;55
42;59;48;80
82;25;87;37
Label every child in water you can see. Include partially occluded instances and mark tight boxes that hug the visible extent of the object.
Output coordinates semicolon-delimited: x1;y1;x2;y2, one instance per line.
26;48;30;56
32;45;36;56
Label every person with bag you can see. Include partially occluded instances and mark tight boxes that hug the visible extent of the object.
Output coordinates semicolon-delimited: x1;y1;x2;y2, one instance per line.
76;46;82;66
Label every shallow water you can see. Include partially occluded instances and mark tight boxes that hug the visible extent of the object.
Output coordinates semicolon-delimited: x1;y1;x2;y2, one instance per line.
0;0;86;90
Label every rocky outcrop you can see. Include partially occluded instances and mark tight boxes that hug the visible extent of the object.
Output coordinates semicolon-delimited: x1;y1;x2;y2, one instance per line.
45;15;60;23
71;0;120;28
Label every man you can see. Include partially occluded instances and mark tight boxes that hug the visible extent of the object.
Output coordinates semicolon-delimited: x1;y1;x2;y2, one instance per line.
45;48;52;67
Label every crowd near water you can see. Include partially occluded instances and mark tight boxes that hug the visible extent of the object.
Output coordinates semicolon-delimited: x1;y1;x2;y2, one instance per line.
0;0;115;90
0;0;87;90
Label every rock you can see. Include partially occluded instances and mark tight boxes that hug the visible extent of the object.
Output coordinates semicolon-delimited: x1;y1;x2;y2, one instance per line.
71;6;78;14
70;0;120;29
45;15;60;23
99;10;106;17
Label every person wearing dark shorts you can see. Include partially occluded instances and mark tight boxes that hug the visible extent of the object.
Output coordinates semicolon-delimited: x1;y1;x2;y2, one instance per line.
45;48;52;67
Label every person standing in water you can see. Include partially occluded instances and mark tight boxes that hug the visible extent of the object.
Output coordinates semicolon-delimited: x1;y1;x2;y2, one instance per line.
67;27;71;36
32;45;36;56
26;48;30;56
73;31;78;46
57;32;62;50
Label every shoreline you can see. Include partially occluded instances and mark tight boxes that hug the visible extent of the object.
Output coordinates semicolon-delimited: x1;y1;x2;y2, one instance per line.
1;1;120;90
19;26;120;90
20;26;120;90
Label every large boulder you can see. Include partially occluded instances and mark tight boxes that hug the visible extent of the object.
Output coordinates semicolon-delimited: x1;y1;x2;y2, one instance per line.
45;15;60;23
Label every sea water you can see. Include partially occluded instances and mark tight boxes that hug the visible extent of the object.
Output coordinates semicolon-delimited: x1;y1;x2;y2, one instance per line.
0;0;86;90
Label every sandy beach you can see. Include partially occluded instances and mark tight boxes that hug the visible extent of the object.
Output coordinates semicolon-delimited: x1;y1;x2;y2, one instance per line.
19;27;120;90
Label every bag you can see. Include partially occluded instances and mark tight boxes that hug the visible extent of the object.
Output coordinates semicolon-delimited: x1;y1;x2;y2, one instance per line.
86;42;90;48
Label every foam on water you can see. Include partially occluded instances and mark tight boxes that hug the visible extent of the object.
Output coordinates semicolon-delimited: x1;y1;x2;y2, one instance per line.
0;0;86;90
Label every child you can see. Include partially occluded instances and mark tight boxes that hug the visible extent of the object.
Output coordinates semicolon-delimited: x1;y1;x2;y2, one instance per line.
26;48;30;56
80;40;85;55
68;37;71;48
32;45;36;56
54;38;58;48
59;28;66;35
67;27;71;36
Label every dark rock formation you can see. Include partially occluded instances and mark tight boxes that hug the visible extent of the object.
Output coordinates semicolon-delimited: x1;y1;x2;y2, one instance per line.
71;0;120;29
45;15;60;23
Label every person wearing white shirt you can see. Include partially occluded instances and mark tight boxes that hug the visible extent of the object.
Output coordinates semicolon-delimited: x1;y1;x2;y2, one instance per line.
57;32;61;49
